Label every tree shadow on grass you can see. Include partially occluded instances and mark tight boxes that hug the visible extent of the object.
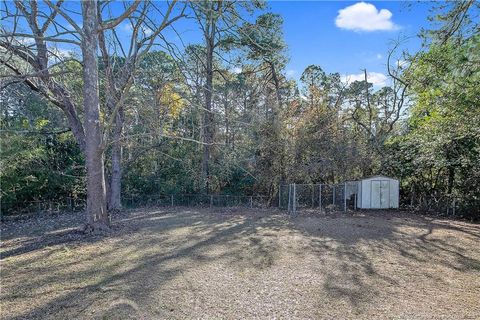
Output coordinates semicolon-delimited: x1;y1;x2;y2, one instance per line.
2;208;479;319
290;211;480;315
0;207;198;260
2;208;291;319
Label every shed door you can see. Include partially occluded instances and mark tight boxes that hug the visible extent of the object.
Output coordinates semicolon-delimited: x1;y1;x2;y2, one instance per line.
380;180;389;209
371;181;381;208
371;180;390;209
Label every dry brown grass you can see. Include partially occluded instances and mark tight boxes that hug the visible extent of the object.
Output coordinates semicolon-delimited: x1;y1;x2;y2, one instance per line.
1;208;479;319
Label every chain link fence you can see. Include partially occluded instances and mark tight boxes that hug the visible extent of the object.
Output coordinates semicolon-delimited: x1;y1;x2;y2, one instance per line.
122;194;268;209
279;182;359;215
0;197;86;220
1;194;269;219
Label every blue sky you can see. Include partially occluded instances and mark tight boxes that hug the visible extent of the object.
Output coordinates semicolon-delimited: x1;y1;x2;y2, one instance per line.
7;1;434;86
267;1;432;84
157;1;433;86
153;1;433;86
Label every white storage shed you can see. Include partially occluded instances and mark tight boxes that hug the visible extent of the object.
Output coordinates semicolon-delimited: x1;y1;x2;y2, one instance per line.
357;175;399;209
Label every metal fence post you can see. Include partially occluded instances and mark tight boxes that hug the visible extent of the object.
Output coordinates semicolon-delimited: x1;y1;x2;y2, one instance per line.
332;185;336;208
287;184;291;214
311;185;314;208
279;186;281;208
210;195;213;208
319;184;322;212
344;182;347;212
250;196;253;208
171;194;174;206
293;183;296;215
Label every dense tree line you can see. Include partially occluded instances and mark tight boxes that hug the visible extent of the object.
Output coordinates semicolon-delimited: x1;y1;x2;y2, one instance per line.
1;1;478;225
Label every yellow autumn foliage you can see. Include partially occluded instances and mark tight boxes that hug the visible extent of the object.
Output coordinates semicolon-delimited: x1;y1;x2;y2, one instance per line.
157;83;184;119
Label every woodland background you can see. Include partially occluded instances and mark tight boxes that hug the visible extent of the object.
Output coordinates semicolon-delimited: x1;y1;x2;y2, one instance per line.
1;1;479;221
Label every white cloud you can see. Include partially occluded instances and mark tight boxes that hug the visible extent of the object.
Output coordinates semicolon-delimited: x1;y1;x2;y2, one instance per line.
120;23;153;37
396;59;408;69
230;67;242;74
14;37;35;46
342;72;388;87
47;47;73;65
143;27;153;36
49;47;71;58
335;2;398;32
286;69;296;77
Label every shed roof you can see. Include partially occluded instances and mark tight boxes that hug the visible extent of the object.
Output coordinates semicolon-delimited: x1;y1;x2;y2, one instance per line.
360;175;398;181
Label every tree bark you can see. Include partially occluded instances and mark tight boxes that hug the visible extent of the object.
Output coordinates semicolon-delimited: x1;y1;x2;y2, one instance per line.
81;0;109;231
224;95;229;146
269;61;282;113
201;5;217;194
269;61;285;202
108;109;123;211
97;13;123;213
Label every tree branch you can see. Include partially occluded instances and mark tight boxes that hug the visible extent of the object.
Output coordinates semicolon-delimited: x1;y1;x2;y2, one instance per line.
98;0;141;30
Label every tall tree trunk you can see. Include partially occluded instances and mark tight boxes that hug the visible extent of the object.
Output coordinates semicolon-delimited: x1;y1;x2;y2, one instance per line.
201;8;216;194
98;21;122;212
269;62;282;113
82;0;109;230
109;109;123;211
269;61;285;202
224;95;229;146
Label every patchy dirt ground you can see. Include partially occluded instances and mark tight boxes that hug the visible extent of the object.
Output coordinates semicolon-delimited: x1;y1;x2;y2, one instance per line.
1;208;479;319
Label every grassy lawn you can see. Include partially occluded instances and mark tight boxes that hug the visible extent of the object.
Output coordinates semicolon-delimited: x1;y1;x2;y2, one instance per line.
1;208;479;319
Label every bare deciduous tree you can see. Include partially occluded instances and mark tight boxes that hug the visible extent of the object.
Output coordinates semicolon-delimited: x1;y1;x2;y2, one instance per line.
0;0;184;231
